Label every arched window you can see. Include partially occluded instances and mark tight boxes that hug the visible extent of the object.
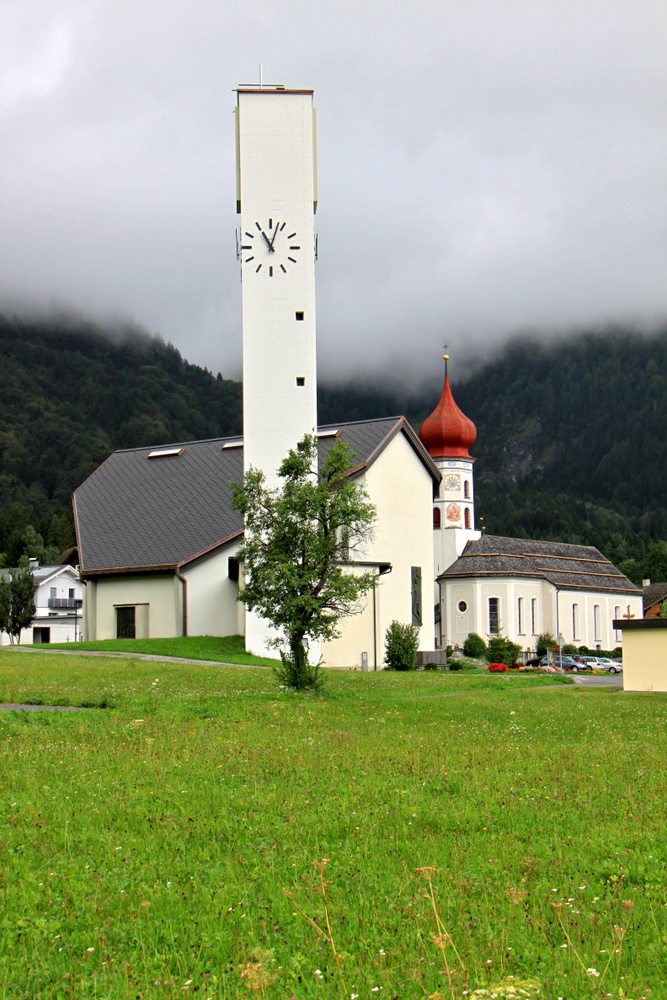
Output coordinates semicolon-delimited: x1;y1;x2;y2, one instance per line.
572;603;579;640
464;508;471;529
594;604;601;641
464;480;470;498
433;507;441;529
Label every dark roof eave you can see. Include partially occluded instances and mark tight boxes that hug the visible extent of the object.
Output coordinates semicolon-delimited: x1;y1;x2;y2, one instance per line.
438;569;641;594
178;531;244;570
80;531;244;579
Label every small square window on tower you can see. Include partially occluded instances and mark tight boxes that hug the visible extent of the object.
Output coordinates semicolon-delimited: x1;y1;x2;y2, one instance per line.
296;376;305;387
295;311;305;321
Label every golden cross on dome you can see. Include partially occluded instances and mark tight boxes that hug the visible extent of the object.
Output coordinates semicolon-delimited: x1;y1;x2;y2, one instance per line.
442;342;449;375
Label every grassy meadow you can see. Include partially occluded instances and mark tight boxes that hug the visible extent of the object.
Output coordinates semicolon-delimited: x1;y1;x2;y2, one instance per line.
0;652;664;1000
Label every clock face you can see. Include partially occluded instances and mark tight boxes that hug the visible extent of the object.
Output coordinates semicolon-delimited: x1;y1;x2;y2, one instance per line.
240;218;300;276
444;473;460;491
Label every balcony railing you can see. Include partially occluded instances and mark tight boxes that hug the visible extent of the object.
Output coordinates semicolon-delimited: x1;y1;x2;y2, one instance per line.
47;598;82;609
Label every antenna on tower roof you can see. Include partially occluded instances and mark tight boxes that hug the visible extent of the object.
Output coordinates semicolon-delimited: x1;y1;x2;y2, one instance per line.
259;63;263;89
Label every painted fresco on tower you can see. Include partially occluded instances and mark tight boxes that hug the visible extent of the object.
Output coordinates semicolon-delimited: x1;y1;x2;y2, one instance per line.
446;503;461;523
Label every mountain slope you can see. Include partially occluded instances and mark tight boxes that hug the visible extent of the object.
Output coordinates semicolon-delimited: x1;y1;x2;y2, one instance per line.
1;312;666;582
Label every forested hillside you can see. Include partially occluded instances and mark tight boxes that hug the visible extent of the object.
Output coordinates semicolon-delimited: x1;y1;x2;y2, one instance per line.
450;327;667;582
0;313;241;564
1;312;666;583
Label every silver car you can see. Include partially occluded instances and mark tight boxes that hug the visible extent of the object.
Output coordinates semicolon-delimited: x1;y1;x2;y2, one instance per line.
597;657;623;674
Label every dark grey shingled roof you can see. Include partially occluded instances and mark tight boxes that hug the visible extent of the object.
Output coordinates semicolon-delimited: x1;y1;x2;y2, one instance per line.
74;417;439;575
642;581;667;614
439;534;641;595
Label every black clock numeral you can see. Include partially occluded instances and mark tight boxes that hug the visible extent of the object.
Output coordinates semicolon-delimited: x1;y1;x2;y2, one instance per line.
288;256;297;264
279;222;286;231
255;264;262;272
280;264;286;273
289;246;300;250
244;232;254;238
288;233;296;239
255;222;262;231
269;266;273;277
244;256;255;262
241;245;252;250
268;218;273;229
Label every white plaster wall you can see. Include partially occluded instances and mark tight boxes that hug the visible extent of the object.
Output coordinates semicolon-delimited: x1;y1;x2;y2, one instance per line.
321;432;435;667
183;544;243;638
237;91;317;485
0;568;84;645
34;569;82;613
441;576;641;652
84;575;182;640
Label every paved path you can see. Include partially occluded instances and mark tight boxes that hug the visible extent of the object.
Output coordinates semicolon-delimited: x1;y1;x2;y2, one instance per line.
570;674;622;688
1;646;248;668
0;703;87;712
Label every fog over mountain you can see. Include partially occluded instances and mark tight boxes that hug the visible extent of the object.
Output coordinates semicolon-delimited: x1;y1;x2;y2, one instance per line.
1;1;665;381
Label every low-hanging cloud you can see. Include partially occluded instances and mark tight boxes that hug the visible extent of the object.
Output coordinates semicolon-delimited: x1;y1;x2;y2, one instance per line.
1;0;665;383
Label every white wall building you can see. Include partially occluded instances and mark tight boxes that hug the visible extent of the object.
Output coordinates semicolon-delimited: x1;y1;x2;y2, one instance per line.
0;563;83;646
418;358;642;653
438;536;642;653
74;418;438;667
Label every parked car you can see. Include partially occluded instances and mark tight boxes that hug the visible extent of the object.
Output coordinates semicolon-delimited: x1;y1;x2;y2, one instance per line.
539;654;585;672
597;657;623;674
581;656;604;670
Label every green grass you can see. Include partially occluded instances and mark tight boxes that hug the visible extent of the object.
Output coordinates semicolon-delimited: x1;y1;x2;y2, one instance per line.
0;651;662;1000
32;634;279;667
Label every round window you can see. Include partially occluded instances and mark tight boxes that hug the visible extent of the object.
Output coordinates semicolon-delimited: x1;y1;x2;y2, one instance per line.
458;600;468;613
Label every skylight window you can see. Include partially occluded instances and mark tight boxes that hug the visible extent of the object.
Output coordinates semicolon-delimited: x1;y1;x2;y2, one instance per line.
147;447;184;459
222;440;243;450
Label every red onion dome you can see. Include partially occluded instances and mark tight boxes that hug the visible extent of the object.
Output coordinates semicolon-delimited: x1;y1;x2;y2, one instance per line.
419;358;477;460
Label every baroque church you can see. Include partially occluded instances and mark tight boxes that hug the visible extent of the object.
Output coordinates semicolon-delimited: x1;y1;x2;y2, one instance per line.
73;81;642;664
417;361;642;652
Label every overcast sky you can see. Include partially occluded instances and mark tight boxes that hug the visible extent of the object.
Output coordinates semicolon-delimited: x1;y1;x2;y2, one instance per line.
1;0;665;383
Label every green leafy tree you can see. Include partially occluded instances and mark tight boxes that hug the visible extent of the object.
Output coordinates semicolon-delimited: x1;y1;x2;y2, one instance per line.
0;568;35;644
0;576;10;640
487;632;522;667
463;632;486;659
659;599;667;620
232;434;377;690
20;526;60;566
536;632;556;656
384;620;420;671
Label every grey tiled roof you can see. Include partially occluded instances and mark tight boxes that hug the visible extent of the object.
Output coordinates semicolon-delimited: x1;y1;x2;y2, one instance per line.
643;582;667;613
439;534;641;595
74;417;438;574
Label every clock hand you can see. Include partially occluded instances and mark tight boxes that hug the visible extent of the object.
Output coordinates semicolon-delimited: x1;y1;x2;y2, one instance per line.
268;223;280;250
260;230;273;251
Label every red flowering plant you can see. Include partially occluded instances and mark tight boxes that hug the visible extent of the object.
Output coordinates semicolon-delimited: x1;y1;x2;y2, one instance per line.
488;662;508;672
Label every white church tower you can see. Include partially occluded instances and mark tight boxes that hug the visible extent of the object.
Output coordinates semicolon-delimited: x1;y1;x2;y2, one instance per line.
418;354;481;584
235;82;318;483
235;81;318;656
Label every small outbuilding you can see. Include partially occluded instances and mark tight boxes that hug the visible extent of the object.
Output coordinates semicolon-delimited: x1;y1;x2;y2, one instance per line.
614;618;667;692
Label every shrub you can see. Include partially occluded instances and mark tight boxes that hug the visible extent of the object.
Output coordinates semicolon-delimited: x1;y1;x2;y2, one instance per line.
423;661;439;671
488;662;508;672
463;632;486;659
536;632;555;656
487;633;522;667
384;621;420;671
